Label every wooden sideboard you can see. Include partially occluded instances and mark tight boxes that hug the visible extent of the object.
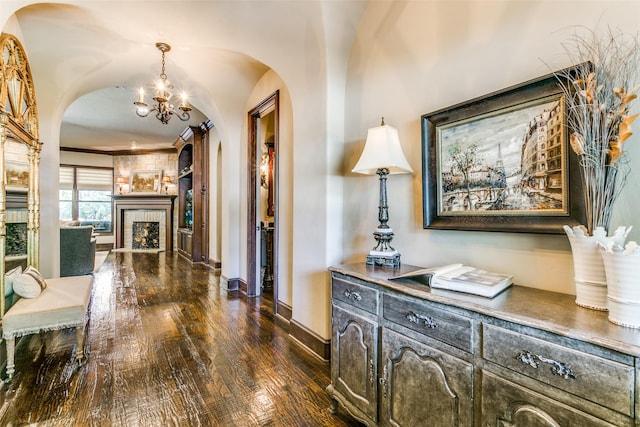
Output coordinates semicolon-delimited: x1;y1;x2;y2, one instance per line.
328;263;640;427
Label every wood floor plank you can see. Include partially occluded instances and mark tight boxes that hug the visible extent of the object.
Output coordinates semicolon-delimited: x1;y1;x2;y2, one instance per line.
0;252;362;426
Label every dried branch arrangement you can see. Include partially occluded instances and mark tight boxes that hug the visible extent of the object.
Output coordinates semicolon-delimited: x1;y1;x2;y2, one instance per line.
555;28;640;234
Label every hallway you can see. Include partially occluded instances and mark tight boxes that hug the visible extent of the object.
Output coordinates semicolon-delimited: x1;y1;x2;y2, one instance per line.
0;252;359;426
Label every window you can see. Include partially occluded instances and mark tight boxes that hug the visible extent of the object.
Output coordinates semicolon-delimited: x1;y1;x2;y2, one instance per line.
59;166;113;233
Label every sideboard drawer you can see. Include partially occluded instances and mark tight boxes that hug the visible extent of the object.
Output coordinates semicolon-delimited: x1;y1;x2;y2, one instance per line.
482;324;634;416
383;293;473;353
332;277;378;315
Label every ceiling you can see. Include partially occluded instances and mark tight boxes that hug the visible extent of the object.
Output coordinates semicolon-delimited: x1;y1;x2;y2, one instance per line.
60;86;207;152
8;1;288;154
6;1;368;154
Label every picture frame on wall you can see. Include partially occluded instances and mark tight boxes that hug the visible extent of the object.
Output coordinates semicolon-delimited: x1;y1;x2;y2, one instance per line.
129;169;163;194
421;69;586;233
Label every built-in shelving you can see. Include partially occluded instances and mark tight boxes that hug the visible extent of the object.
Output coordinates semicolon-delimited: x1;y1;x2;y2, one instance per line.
173;122;211;263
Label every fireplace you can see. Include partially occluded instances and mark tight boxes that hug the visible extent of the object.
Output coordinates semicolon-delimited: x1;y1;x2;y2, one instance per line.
124;210;166;250
132;221;160;249
113;195;176;251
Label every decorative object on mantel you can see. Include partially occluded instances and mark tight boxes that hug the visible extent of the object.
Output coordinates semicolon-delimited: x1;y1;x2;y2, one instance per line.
601;239;640;327
129;169;163;194
115;176;127;194
161;175;172;194
553;28;640;309
352;118;413;268
133;42;192;124
564;225;630;310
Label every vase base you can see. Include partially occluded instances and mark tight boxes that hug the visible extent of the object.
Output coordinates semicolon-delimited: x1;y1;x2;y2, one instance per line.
608;297;640;328
575;300;608;311
608;318;640;328
574;279;608;311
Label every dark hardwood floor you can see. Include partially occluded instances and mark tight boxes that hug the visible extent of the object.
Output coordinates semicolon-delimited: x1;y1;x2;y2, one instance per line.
0;251;361;426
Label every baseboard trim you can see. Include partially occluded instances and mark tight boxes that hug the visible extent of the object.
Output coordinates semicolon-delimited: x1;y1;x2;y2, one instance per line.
276;300;292;321
290;319;330;361
97;243;113;252
208;258;222;269
222;276;240;291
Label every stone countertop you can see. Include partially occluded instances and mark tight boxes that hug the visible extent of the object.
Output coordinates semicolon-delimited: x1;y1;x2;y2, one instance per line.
330;263;640;357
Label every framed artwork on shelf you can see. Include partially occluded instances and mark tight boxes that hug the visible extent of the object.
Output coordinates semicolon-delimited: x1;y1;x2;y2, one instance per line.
421;69;585;233
5;160;29;192
129;169;163;194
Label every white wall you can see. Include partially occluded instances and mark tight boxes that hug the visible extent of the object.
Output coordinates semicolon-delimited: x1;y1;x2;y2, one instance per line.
60;151;112;168
344;0;640;295
208;128;222;265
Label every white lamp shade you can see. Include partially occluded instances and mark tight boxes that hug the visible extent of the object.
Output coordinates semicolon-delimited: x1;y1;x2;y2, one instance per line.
352;124;413;175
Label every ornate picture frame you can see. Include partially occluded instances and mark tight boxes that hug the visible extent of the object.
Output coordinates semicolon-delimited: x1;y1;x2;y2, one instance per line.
421;71;585;233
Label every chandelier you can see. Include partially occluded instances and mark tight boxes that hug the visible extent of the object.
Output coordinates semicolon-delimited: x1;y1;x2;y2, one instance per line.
134;42;191;124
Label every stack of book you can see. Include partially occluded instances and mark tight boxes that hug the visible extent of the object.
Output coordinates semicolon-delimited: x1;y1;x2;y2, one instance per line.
390;264;513;298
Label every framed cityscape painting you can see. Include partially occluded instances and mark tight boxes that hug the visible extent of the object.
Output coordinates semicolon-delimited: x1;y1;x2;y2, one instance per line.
421;70;586;233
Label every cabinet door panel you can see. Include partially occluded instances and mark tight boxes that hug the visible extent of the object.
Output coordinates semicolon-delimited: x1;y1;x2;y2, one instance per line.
332;304;378;421
481;371;617;427
381;328;473;427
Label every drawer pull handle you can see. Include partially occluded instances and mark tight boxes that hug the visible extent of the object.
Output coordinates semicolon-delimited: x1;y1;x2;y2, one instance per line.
515;350;577;380
406;311;437;329
379;364;389;397
343;289;362;302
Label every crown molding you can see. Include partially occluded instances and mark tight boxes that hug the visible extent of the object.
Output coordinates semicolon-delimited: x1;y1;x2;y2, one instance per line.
60;146;176;156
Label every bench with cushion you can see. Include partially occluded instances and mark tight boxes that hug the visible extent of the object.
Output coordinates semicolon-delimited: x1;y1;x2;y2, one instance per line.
2;273;93;379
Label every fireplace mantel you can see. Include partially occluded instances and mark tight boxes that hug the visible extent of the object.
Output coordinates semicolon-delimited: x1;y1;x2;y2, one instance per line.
113;195;177;251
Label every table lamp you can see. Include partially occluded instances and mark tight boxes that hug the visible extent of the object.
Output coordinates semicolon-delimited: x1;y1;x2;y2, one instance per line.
162;175;172;194
115;176;127;194
352;118;413;268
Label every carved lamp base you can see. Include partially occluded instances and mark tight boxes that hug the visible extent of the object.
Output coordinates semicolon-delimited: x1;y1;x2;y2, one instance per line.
366;251;401;268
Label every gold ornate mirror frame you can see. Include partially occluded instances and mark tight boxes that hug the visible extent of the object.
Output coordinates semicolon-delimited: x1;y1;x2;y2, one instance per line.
0;33;42;316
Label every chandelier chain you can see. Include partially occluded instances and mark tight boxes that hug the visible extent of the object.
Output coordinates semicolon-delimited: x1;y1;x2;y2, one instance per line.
160;49;167;81
133;42;191;124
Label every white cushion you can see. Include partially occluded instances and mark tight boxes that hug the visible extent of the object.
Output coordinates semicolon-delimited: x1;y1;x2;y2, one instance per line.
4;266;22;297
13;269;46;299
25;266;47;290
3;275;93;338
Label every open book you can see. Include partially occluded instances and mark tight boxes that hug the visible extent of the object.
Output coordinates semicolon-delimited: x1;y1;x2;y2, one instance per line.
389;264;513;298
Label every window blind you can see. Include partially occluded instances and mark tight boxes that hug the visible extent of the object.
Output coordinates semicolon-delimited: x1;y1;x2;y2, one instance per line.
76;168;113;191
59;166;74;190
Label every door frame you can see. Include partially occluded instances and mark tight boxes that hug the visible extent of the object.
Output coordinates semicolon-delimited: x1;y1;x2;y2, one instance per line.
247;91;279;307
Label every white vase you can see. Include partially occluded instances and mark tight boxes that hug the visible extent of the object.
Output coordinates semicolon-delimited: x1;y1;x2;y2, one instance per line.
563;225;630;311
601;241;640;328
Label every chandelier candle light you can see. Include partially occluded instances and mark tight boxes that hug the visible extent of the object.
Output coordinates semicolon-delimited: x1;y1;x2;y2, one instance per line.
134;42;192;124
352;118;413;268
